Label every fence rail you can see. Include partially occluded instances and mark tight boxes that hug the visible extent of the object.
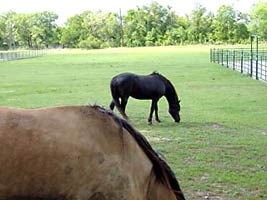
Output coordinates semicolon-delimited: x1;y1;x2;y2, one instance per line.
210;48;267;82
0;50;46;62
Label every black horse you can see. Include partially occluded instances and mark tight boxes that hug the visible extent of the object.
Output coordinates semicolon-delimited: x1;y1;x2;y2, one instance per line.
109;72;181;124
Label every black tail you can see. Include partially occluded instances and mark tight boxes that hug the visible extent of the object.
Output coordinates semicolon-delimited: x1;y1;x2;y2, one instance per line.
110;81;128;120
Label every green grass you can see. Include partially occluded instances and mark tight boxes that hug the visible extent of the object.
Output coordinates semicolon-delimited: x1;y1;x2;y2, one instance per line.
1;46;267;199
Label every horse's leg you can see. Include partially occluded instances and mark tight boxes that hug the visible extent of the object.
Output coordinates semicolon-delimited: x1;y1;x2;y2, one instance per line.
110;100;115;110
155;103;161;123
121;97;128;112
120;97;129;120
148;99;157;125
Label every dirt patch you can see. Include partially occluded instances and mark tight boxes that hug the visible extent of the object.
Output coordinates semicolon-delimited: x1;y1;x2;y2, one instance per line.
146;135;171;142
194;191;223;200
211;123;221;129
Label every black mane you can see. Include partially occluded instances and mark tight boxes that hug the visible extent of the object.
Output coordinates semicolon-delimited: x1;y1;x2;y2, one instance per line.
92;105;185;200
151;72;180;104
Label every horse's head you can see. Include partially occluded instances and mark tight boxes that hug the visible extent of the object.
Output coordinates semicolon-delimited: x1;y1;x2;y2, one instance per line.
169;100;181;123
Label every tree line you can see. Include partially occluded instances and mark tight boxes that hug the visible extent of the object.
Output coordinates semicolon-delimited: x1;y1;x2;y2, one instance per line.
0;1;266;50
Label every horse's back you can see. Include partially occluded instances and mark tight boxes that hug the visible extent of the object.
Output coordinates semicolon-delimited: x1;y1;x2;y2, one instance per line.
133;75;166;99
110;73;166;99
0;105;152;200
110;73;137;94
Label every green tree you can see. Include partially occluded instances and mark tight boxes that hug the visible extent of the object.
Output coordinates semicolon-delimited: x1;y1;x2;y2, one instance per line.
187;4;214;43
233;21;249;43
123;9;146;47
80;11;121;48
0;11;16;49
214;5;249;43
62;11;120;49
13;13;35;48
32;11;59;48
163;27;187;45
0;2;256;49
123;2;180;46
0;11;59;49
61;14;83;48
213;5;236;42
249;1;267;40
0;15;6;49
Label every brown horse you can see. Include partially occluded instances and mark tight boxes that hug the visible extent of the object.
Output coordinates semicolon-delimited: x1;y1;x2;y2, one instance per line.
0;105;185;200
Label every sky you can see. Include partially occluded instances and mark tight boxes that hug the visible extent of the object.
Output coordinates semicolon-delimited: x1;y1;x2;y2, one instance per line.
0;0;260;25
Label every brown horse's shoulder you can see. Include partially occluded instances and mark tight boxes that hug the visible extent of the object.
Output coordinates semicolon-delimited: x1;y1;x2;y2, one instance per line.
0;105;184;200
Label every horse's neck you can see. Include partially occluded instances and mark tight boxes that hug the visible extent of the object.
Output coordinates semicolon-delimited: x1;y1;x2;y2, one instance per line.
147;174;177;200
164;82;178;107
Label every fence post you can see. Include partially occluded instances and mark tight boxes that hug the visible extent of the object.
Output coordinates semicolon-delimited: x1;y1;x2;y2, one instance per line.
233;50;236;70
260;55;263;81
221;49;224;66
210;49;212;62
241;50;243;74
256;37;259;80
216;48;217;63
265;57;267;81
250;36;253;77
226;50;229;68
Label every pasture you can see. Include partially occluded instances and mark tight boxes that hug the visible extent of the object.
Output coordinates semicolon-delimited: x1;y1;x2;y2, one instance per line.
0;46;267;199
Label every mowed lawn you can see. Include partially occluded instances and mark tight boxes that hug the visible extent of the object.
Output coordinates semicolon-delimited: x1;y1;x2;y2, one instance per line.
0;46;267;199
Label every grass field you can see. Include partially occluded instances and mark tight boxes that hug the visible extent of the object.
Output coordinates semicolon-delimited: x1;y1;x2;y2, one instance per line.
0;46;267;199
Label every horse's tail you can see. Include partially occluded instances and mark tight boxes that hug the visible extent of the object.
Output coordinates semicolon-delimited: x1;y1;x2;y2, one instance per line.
110;80;129;120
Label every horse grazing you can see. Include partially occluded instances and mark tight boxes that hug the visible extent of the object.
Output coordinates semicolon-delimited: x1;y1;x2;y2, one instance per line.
0;105;185;200
110;72;181;124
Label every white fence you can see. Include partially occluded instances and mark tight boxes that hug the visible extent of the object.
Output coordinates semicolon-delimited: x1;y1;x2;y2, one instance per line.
0;50;46;62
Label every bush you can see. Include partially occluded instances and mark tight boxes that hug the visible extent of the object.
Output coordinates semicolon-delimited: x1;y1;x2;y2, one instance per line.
78;36;102;49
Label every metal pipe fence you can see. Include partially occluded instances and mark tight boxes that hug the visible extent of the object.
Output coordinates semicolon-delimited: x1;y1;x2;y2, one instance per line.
210;48;267;82
0;50;46;62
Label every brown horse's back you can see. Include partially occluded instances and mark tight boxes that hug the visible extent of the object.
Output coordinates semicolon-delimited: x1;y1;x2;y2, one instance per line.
0;105;153;200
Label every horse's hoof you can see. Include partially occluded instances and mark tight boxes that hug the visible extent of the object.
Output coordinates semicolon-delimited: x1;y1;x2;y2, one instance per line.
147;121;152;125
156;119;161;123
122;115;129;121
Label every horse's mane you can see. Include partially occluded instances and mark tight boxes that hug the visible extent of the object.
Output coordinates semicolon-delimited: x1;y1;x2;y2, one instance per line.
151;72;179;102
151;72;175;90
92;105;185;200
